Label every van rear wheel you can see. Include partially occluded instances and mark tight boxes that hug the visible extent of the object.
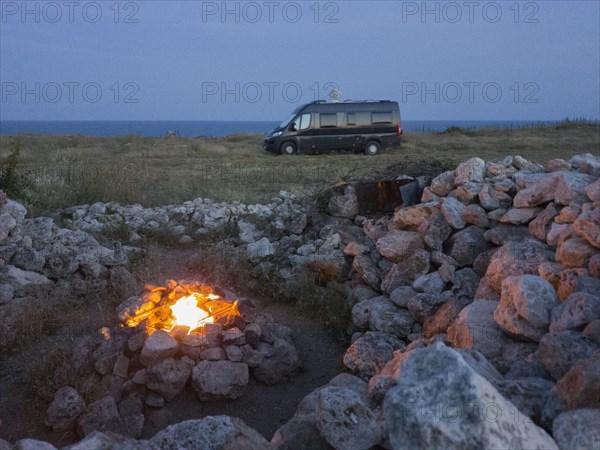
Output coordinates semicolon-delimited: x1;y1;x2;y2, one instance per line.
281;142;296;155
364;140;380;155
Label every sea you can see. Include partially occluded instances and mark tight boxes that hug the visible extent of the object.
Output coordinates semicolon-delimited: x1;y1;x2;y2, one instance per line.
0;120;558;138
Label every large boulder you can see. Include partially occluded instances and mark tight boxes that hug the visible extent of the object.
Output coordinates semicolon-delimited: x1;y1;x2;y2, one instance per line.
494;275;559;342
556;235;598;268
150;416;270;450
454;157;485;185
369;299;415;338
383;343;558;450
392;202;440;231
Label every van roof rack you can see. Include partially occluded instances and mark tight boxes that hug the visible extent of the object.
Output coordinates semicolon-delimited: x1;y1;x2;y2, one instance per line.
343;99;392;103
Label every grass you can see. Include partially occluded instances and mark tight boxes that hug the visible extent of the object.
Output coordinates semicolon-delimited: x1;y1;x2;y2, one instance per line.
1;119;597;216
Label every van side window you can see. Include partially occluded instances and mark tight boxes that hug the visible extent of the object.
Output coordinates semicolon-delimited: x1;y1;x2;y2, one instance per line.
320;113;337;128
356;112;371;126
372;112;393;124
299;113;311;130
347;113;356;125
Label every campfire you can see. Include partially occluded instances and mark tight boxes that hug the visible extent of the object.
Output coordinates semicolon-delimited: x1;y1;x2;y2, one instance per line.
122;281;243;337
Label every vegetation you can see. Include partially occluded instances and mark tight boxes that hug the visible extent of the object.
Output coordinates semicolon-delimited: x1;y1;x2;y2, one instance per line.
1;119;597;216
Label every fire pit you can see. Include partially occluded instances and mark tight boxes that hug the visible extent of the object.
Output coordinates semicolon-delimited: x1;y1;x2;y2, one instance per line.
81;280;301;412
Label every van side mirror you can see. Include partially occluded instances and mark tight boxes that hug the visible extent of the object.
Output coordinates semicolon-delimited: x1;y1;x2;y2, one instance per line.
289;123;297;132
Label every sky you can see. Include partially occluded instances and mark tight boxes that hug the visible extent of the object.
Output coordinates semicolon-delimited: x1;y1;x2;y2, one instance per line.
1;0;599;121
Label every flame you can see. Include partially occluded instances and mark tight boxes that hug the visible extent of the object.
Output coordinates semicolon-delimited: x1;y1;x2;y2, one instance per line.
169;293;214;332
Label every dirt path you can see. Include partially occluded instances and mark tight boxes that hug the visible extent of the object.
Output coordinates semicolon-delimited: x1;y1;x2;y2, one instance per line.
0;248;347;445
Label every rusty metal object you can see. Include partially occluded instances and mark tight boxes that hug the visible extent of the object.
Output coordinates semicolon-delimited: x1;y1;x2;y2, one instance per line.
353;179;420;215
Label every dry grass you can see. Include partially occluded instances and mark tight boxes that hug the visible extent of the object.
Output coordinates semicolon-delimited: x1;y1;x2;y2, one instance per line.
1;121;598;216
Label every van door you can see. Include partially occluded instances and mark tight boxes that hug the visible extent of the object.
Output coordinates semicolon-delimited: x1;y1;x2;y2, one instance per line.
292;113;313;153
312;112;338;153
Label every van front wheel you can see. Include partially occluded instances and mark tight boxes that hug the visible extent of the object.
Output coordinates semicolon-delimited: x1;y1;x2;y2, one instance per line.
364;141;380;155
281;142;296;155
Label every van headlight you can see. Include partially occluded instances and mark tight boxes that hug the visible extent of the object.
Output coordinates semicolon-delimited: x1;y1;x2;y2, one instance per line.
270;131;282;138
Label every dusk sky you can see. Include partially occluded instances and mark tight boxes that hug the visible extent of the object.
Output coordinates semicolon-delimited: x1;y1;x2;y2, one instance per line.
1;0;599;121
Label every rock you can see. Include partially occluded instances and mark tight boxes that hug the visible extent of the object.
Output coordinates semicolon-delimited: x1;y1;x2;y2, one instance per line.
451;181;482;203
589;253;600;278
392;202;439;231
351;255;381;290
271;416;330;450
252;338;300;385
514;171;596;207
460;204;490;228
583;320;600;345
140;331;179;366
0;283;14;304
0;213;17;243
529;202;559;242
145;392;165;408
348;284;379;306
501;207;543;225
494;275;559;342
545;158;572;172
77;395;120;437
556;235;598;268
586;178;600;202
498;377;555;423
553;408;600;450
389;286;417;308
328;188;359;219
496;342;539;375
343;331;405;380
150;416;271;450
423;296;472;338
407;292;445;322
67;431;150;450
573;207;600;249
570;153;600;177
412;271;444;293
556;204;581;224
352;296;388;329
247;237;275;259
369;300;415;338
343;241;367;257
538;331;598;380
451;267;480;298
550;292;600;332
45;386;86;432
0;265;52;295
448;226;492;267
429;170;455;196
454;157;485;185
145;357;191;401
191;360;249;400
383;343;558;450
11;440;57;450
448;300;512;359
484;225;530;245
418;209;452;251
315;386;382;450
485;239;554;292
375;231;422;263
440;197;466;229
473;278;500;301
380;249;430;294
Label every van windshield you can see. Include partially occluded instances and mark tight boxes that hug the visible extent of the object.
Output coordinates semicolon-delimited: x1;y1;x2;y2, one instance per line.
279;113;297;128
